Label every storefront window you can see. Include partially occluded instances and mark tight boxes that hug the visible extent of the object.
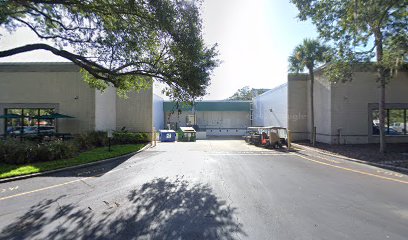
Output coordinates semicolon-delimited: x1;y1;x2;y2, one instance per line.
5;109;22;134
388;109;405;135
4;108;55;135
372;109;407;136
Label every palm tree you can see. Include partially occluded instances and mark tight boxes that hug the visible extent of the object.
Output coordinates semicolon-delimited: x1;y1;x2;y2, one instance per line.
288;39;330;146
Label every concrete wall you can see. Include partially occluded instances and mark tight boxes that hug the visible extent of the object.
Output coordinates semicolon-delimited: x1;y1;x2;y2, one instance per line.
0;63;155;136
164;110;250;130
196;111;250;129
116;88;153;135
153;94;164;131
287;74;309;141
331;70;408;144
288;68;408;144
95;86;116;131
313;72;332;143
253;83;288;128
205;128;247;136
0;63;95;134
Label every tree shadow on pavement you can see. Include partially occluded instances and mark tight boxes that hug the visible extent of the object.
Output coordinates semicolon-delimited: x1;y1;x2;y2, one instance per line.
0;177;246;240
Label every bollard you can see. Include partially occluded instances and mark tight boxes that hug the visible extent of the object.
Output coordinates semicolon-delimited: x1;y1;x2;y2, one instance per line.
107;129;113;152
151;127;157;147
287;130;292;150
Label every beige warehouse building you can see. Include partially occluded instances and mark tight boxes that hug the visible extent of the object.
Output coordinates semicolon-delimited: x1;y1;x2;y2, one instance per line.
0;62;160;137
288;66;408;144
3;62;407;145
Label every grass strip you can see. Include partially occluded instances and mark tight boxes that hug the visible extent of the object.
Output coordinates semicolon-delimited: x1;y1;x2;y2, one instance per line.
0;144;145;179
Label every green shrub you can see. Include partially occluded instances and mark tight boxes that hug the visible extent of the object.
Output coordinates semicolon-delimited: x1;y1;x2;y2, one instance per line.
75;134;92;150
112;132;149;144
0;139;78;164
0;140;32;164
0;141;5;162
0;130;147;165
75;131;108;150
33;144;53;162
87;131;108;147
35;140;78;162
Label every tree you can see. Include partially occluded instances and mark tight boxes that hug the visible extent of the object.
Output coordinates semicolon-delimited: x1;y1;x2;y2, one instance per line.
290;0;407;153
227;86;270;100
288;39;330;146
0;0;219;101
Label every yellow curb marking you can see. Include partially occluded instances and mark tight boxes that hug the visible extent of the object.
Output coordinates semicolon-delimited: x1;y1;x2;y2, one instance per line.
0;149;148;201
292;153;408;185
310;154;341;164
0;166;128;202
2;151;406;202
0;177;92;201
208;153;290;156
376;169;404;178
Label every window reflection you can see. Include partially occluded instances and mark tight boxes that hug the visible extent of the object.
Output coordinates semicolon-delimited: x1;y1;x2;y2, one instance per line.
372;109;407;136
389;110;405;135
5;108;55;135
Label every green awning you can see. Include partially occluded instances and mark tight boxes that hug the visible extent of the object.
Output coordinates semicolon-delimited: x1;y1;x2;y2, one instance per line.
33;113;75;119
163;101;251;112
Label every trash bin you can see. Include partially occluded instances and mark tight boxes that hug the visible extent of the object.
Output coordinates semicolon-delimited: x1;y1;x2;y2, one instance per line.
178;127;197;142
159;130;176;142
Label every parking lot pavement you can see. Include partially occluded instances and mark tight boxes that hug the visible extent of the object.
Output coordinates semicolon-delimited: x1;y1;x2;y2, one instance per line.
151;139;272;152
1;140;407;240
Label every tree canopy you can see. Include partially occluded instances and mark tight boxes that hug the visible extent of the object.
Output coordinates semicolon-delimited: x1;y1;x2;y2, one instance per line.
288;38;330;73
288;38;330;145
0;0;219;101
227;86;270;101
290;0;407;82
290;0;407;152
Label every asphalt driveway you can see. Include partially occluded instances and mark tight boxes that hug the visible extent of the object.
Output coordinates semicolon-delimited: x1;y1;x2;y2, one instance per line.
0;140;407;239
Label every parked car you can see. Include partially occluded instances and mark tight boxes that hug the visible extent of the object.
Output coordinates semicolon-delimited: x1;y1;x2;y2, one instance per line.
6;126;17;134
372;125;402;135
9;126;55;135
244;127;261;144
245;126;288;148
388;128;401;135
11;126;37;135
389;122;406;133
38;126;55;134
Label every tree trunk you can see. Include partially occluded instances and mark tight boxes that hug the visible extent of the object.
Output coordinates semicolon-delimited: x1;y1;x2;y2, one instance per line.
375;31;386;153
309;68;315;146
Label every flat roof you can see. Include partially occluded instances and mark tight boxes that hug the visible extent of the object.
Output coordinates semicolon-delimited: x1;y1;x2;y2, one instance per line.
180;127;196;132
159;130;176;133
0;62;80;72
164;101;251;112
255;83;288;98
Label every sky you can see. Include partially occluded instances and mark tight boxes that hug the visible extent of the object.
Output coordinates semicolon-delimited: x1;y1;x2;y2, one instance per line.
0;0;317;100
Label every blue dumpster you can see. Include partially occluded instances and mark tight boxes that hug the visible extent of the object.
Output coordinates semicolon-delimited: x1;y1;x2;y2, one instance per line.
159;130;176;142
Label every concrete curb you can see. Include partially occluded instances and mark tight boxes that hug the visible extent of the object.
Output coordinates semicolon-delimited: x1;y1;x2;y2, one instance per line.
0;143;151;184
292;143;408;174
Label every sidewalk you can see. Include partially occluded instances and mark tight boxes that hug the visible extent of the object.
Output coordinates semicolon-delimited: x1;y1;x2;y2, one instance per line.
293;142;408;172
